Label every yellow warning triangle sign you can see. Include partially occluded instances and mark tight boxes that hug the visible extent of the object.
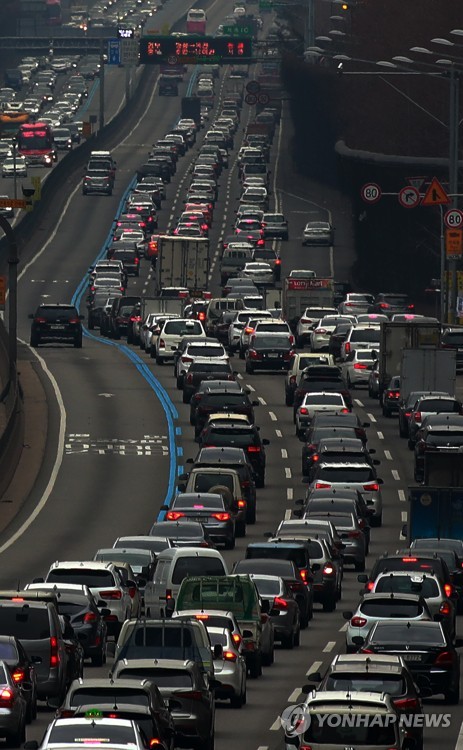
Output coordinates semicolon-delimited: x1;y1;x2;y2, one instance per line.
421;176;450;206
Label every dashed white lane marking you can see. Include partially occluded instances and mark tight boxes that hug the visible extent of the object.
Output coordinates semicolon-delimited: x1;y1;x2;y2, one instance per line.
307;660;323;677
323;641;336;653
367;413;376;423
257;746;268;750
398;489;406;502
247;384;255;392
285;467;292;479
269;717;281;731
275;429;283;437
237;373;243;380
401;511;407;522
339;622;348;632
287;487;293;501
354;399;364;407
288;688;301;702
258;396;267;405
284;508;292;520
281;448;288;458
377;431;384;440
384;450;392;460
454;720;463;750
392;469;400;480
269;411;277;421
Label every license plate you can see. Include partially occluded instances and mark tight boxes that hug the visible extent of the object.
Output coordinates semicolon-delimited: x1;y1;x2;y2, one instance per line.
268;353;280;359
50;324;65;330
403;654;422;662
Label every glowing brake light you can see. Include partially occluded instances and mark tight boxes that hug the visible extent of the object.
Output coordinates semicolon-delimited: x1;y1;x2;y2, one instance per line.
0;688;13;705
393;697;419;710
83;612;98;623
211;512;230;521
273;596;288;609
351;616;367;627
366;581;374;591
299;407;309;415
444;583;453;598
11;669;25;683
50;636;59;667
412;411;422;422
223;650;237;661
440;601;451;616
247;445;261;452
354;363;367;370
344;342;351;353
166;511;185;520
232;633;242;646
379;302;390;309
300;569;309;583
237;499;246;509
363;483;379;491
323;565;335;576
315;481;331;489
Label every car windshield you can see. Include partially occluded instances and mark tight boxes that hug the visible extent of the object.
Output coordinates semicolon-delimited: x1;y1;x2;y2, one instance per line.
118;667;192;688
359;600;424;618
72;689;149;708
174;496;224;510
382;296;408;304
427;432;463;446
325;673;405;695
48;725;136;744
202;394;248;408
317;467;374;482
303;715;396;745
206;429;254;446
46;569;115;587
254;336;290;348
96;551;150;567
350;329;381;342
0;608;50;639
172;557;225;584
191;364;230;374
0;642;17;660
251;577;281;595
371;623;445;645
443;331;463;345
418;399;459;412
164;321;202;335
265;214;284;222
246;547;307;568
36;307;77;321
375;575;439;597
303;395;344;405
193;474;234;492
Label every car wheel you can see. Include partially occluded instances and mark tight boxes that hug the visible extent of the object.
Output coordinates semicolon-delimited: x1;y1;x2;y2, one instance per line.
239;347;245;359
74;337;82;348
30;335;39;348
262;645;274;666
245;363;253;374
176;375;184;390
445;683;460;704
322;597;336;612
370;513;382;527
285;389;294;406
408;439;414;450
235;521;246;538
230;691;244;709
246;505;256;524
150;347;156;359
88;316;94;330
248;653;261;679
182;390;191;404
155;355;163;365
7;724;23;748
382;406;391;417
224;536;235;550
281;631;294;649
399;421;407;438
294;626;301;647
91;647;106;667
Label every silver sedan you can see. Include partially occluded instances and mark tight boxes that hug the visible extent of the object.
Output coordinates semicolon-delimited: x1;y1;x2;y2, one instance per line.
207;626;247;707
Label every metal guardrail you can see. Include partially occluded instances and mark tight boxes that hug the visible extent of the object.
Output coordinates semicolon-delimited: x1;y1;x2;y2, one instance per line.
0;32;115;50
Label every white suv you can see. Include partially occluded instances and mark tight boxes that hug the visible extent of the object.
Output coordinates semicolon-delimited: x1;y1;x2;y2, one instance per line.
174;340;228;388
296;306;337;348
154;318;205;364
43;561;133;636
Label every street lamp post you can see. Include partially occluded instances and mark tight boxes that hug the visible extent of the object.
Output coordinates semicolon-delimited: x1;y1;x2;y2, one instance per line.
0;216;18;391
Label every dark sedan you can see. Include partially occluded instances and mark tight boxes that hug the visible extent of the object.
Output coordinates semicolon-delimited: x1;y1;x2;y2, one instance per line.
245;333;294;374
162;492;236;548
182;359;235;403
368;292;415;317
197;422;269;487
262;212;288;240
189;380;247;426
193;388;259;436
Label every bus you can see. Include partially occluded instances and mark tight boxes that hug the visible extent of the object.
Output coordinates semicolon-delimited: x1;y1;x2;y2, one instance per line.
186;8;207;34
46;0;62;25
0;110;30;140
18;122;55;166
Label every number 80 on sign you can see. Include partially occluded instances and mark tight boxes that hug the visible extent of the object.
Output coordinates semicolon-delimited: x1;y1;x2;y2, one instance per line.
444;209;463;229
361;183;381;204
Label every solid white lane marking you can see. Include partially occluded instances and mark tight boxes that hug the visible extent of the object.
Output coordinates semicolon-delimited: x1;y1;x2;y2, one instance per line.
281;449;288;458
288;688;301;702
258;396;267;405
269;411;277;421
307;660;322;677
398;489;406;502
287;487;293;501
392;469;400;480
323;641;336;653
367;413;376;423
275;429;283;437
285;467;292;479
377;431;384;440
269;717;281;731
384;450;392;460
0;341;66;556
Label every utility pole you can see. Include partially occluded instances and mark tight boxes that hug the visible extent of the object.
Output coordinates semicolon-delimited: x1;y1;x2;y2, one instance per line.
447;68;460;323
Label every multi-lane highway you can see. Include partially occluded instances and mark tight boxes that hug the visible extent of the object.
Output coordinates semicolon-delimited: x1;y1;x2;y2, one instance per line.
0;3;462;750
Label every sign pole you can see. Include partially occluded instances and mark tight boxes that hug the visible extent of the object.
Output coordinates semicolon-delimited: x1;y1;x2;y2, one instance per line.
125;64;130;104
440;205;446;324
448;69;460;324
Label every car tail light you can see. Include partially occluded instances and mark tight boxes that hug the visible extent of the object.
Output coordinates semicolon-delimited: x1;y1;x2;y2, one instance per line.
83;612;98;623
34;317;46;324
444;583;453;598
387;390;400;398
299;318;312;325
212;512;231;521
165;589;173;600
354;363;367;370
223;650;237;661
315;481;331;489
130;315;141;322
167;511;185;520
440;601;452;616
323;564;335;576
99;590;122;600
408;303;415;310
360;648;374;654
344;342;351;353
434;650;456;666
412;411;422;422
11;669;25;683
363;483;379;491
351;616;367;627
128;586;137;599
288;581;304;592
186;373;194;384
348;530;362;538
134;257;140;265
247;445;261;452
59;710;74;718
237;499;246;509
284;351;293;361
244;327;254;335
0;688;13;706
299;746;313;750
299;407;309;415
232;633;242;646
182;356;193;363
273;596;288;609
159;338;165;349
366;580;374;591
198;312;206;321
50;636;59;666
340;407;350;413
173;690;203;700
69;317;80;324
300;569;309;584
312;453;320;462
379;303;390;309
315;328;326;335
402;557;418;562
249;349;261;360
393;697;419;710
405;411;412;418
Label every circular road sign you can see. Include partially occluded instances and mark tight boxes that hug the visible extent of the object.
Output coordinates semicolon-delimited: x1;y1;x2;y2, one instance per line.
257;92;270;105
245;93;258;106
246;80;261;95
444;208;463;229
360;182;381;204
398;185;420;209
167;55;178;65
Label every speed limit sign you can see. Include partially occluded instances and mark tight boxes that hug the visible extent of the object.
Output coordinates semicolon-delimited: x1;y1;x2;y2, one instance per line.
444;209;463;229
360;183;381;204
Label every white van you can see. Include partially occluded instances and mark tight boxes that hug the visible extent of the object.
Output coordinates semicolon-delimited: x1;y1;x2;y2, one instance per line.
144;547;228;617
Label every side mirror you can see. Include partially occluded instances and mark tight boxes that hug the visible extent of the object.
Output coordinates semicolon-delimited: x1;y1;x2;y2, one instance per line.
242;629;253;638
306;671;322;683
30;655;42;664
455;637;463;648
293;509;303;518
126;579;137;589
213;643;223;659
28;313;34;320
24;742;39;749
368;448;376;454
252;400;260;406
401;523;408;538
100;608;111;617
264;531;273;538
376;478;384;485
261;599;270;614
209;678;221;691
373;459;381;465
262;438;270;446
351;635;365;646
342;611;353;620
357;574;368;583
295;499;304;506
363;422;370;428
177;484;186;492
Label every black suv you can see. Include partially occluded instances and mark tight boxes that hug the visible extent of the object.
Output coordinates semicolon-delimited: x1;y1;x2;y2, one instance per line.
107;296;141;339
197;422;269;487
29;304;83;348
193;387;259;436
368;293;415;317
